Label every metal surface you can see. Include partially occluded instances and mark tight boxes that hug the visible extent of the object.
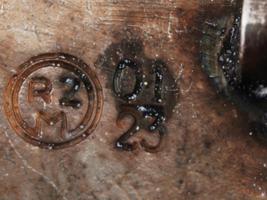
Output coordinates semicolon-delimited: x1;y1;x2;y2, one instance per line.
241;0;267;84
4;53;103;149
1;1;267;200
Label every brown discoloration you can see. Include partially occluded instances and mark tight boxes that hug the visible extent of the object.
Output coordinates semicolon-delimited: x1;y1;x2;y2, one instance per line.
94;27;179;152
0;0;267;200
4;53;103;150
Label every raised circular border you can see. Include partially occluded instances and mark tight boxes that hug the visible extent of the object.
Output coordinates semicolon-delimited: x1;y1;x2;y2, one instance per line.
4;53;103;149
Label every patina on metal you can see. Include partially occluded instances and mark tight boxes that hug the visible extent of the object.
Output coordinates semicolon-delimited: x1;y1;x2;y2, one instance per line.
4;53;103;149
111;55;178;153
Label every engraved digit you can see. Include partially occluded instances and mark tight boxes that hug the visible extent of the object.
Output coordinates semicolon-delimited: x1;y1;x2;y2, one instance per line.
152;61;165;103
140;126;166;153
115;107;141;151
136;105;166;131
113;59;144;102
59;76;82;109
138;105;166;152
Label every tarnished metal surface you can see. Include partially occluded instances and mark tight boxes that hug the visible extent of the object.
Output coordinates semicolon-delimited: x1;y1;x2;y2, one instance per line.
4;53;103;149
0;0;267;200
241;0;267;83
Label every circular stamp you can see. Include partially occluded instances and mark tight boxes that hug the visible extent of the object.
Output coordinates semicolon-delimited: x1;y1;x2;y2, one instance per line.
4;53;103;149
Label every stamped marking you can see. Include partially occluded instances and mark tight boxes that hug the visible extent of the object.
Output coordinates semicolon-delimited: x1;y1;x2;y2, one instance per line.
113;58;177;153
4;53;103;149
